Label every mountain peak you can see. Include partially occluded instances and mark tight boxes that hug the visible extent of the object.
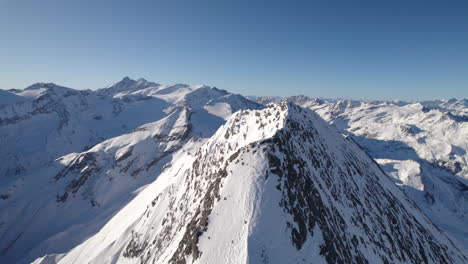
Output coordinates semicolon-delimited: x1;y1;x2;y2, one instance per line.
187;102;466;263
20;82;76;99
99;77;159;97
219;102;319;145
24;82;67;90
114;76;136;86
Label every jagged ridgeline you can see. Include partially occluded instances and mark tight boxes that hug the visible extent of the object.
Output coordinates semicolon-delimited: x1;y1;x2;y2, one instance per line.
36;103;466;264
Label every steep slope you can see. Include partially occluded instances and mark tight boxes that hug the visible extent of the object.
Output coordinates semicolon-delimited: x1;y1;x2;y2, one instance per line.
40;103;466;264
0;80;263;264
257;96;468;252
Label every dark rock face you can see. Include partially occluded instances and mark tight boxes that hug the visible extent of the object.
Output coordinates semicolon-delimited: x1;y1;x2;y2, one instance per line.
269;133;450;263
54;152;100;203
169;160;228;264
123;231;149;258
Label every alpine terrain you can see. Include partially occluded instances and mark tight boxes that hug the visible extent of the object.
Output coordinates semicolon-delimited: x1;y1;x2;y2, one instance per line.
0;79;466;264
34;103;466;264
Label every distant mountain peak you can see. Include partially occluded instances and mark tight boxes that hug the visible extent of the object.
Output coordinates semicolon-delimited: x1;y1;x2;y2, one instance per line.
24;82;68;90
99;77;160;97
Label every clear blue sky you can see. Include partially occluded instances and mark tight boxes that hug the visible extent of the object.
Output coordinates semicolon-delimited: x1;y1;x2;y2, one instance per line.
1;0;467;99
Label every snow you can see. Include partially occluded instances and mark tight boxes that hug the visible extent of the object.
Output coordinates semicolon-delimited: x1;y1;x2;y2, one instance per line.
204;102;232;120
14;88;47;99
377;159;423;191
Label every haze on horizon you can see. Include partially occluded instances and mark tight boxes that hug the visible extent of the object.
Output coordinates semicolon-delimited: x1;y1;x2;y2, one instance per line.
1;0;467;100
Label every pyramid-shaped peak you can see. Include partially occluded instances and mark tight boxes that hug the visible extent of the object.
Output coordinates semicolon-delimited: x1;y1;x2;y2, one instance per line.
106;76;136;88
177;103;466;264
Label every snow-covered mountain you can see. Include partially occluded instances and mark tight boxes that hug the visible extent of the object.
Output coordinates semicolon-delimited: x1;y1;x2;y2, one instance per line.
256;96;468;253
2;79;467;263
0;78;262;264
35;103;466;264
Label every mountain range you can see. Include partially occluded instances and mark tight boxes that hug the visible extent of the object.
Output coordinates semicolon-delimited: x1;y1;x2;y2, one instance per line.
0;78;466;263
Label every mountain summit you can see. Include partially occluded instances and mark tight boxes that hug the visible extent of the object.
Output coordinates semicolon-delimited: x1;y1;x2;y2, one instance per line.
99;76;160;97
38;103;466;264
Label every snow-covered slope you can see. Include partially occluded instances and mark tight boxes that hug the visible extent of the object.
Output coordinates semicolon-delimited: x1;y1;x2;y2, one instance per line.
0;79;263;264
257;96;468;253
37;103;466;264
